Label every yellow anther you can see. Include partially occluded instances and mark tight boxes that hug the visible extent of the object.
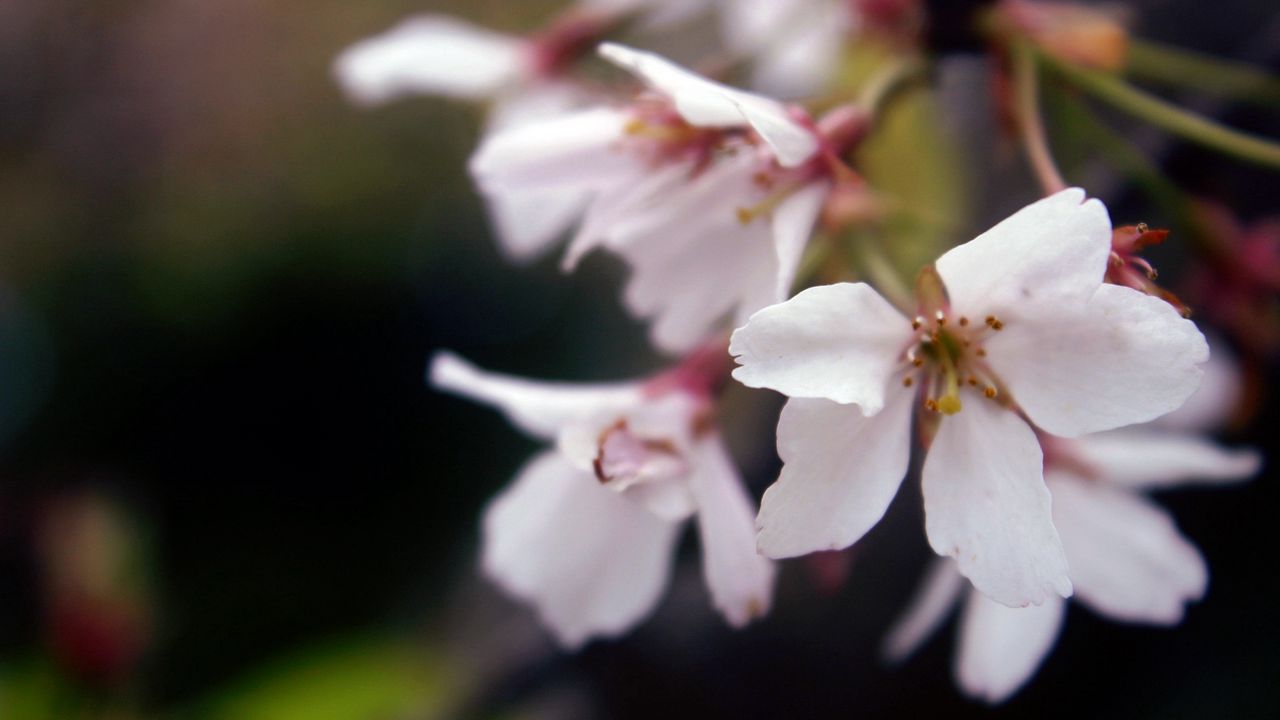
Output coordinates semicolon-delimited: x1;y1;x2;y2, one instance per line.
984;386;998;399
935;310;947;326
903;376;914;387
959;316;970;327
924;398;939;412
912;316;924;330
967;376;978;386
976;348;987;357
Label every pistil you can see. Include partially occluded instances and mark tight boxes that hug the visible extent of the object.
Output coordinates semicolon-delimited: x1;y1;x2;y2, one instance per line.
935;347;963;415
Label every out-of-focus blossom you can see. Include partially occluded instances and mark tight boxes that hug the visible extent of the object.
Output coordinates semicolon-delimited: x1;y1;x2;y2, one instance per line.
473;43;854;353
333;15;531;105
730;188;1208;607
430;348;773;648
332;2;705;106
716;0;855;98
584;0;712;29
332;5;702;261
883;357;1260;703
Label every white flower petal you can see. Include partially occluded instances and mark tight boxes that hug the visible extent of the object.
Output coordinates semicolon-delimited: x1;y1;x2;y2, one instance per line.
730;283;912;412
717;0;794;51
477;85;597;260
770;181;830;302
469;108;640;195
556;394;701;522
583;0;710;29
617;156;778;353
429;352;643;440
626;223;774;353
597;43;819;167
756;390;914;558
738;0;849;98
956;591;1065;704
1156;336;1242;432
483;188;592;262
482;452;682;648
333;15;526;104
486;82;584;131
923;397;1072;607
1067;429;1260;490
883;558;965;663
562;162;690;271
1050;471;1207;625
936;188;1112;319
687;436;776;626
986;283;1209;437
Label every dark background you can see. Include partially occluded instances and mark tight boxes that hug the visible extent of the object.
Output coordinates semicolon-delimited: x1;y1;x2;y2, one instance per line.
0;0;1275;717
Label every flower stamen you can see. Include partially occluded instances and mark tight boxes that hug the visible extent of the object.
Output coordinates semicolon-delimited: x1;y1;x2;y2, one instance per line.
736;177;812;225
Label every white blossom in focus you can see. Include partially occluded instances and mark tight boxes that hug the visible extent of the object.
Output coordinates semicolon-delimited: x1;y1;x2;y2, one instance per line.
729;188;1209;607
882;367;1260;702
472;43;842;353
430;350;774;647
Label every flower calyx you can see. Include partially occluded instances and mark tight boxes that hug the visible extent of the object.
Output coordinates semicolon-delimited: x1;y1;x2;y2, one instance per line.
993;0;1131;72
1107;223;1191;317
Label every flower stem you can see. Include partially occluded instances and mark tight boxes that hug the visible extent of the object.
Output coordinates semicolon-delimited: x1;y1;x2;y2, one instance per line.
1043;53;1280;171
1125;39;1280;109
1011;41;1067;195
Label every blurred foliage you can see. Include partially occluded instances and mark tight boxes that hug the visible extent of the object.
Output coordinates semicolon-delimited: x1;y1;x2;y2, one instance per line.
186;636;455;720
856;83;969;283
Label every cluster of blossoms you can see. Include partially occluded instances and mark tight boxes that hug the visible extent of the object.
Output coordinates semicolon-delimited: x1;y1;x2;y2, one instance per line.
337;0;1265;703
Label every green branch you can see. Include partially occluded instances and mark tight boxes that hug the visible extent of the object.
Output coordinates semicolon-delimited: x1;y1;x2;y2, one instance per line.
1044;53;1280;170
1126;39;1280;109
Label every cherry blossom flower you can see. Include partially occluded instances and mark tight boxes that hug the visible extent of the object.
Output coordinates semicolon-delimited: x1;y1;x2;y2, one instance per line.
472;42;859;352
333;10;614;261
332;3;704;106
716;0;855;98
429;348;774;647
882;357;1260;703
729;188;1209;607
